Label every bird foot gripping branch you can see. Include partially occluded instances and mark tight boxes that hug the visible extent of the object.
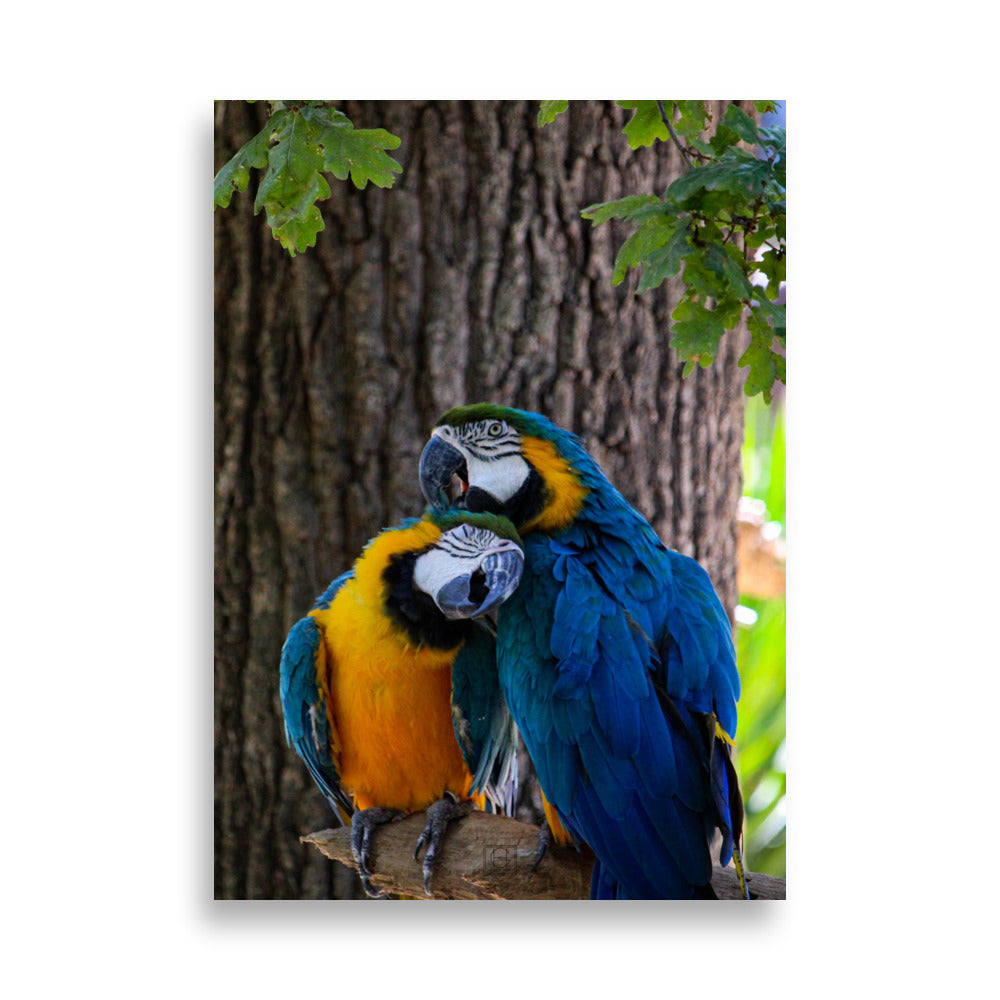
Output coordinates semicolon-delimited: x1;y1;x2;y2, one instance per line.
414;794;473;896
351;807;405;898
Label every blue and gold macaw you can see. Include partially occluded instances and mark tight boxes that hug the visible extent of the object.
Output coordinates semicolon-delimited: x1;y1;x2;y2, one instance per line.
279;510;524;896
419;404;747;899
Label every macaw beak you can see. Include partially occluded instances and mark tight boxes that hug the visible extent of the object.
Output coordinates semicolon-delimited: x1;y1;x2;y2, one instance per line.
419;435;469;509
433;547;524;620
420;435;508;514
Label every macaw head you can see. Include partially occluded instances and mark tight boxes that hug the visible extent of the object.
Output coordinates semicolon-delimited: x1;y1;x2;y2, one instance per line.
419;404;591;535
341;511;525;652
409;511;525;621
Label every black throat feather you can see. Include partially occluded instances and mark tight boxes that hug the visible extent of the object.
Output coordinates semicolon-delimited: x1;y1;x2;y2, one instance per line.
381;551;473;650
466;463;546;527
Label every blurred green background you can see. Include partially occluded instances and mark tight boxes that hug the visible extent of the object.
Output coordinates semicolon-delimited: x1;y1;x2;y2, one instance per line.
737;392;786;878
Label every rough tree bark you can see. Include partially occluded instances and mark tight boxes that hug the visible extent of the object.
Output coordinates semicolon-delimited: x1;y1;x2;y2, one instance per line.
214;100;749;900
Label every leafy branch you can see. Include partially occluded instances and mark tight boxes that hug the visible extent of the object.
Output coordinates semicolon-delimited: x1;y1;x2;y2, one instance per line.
215;100;785;399
214;101;402;256
541;100;786;402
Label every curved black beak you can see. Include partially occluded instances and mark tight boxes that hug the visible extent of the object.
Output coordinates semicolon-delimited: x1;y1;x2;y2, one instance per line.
433;547;524;620
419;436;468;509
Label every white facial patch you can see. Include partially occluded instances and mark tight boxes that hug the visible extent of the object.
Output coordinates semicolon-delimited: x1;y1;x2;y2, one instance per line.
433;424;530;505
412;545;473;599
465;451;531;505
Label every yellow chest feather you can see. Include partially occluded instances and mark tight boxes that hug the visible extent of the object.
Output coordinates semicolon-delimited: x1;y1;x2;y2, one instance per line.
311;580;474;813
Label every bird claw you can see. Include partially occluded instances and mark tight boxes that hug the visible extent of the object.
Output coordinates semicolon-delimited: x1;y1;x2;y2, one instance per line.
350;806;405;898
414;794;472;896
531;818;552;873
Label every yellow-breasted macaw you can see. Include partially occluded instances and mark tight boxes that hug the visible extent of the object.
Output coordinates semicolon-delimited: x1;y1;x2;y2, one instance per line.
279;510;523;896
419;404;747;899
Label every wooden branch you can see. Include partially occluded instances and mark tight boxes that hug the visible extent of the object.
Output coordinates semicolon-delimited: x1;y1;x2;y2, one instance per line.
303;811;785;900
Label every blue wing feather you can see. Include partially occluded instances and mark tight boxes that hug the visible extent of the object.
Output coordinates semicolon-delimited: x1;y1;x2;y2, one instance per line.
663;551;740;736
279;573;354;822
496;518;741;899
311;570;353;611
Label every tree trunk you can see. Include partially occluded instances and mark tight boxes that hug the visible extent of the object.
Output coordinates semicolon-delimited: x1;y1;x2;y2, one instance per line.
214;99;748;899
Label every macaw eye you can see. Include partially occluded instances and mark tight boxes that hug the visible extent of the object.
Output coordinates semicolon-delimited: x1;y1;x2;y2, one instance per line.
487;422;504;437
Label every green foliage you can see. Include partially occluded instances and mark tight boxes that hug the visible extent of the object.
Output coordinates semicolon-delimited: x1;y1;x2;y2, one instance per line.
537;100;568;126
736;594;786;878
618;101;670;147
737;393;786;879
214;101;402;256
572;100;786;402
215;99;785;397
745;391;786;525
